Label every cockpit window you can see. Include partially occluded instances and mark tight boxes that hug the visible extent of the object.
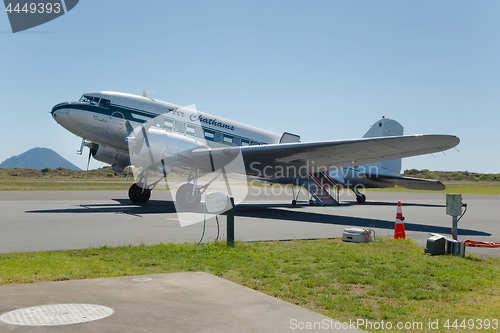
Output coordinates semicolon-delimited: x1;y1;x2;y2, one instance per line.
79;95;109;108
99;98;110;109
79;95;93;103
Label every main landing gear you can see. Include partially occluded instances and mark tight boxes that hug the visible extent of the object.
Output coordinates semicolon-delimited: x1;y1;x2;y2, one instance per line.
127;167;219;210
127;169;158;205
128;182;201;208
175;183;201;209
128;183;151;204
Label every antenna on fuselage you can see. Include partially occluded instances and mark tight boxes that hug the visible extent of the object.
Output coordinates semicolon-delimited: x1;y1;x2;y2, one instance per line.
142;90;155;97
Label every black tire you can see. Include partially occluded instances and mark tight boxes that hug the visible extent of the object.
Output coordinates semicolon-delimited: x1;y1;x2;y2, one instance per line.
175;183;201;209
128;183;151;204
356;193;366;204
292;200;297;206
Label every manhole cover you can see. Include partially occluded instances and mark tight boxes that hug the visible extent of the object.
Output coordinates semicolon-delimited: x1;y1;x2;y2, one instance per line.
132;277;152;282
0;304;114;326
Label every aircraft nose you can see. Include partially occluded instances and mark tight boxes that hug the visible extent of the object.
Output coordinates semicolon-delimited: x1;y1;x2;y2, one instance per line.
51;103;70;119
50;102;87;138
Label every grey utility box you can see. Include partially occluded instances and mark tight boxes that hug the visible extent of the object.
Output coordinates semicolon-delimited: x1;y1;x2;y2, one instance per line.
446;239;466;257
425;235;446;255
446;194;463;217
342;228;373;243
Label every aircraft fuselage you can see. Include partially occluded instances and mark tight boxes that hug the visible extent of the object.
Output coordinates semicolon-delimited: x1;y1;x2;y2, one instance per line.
51;91;283;154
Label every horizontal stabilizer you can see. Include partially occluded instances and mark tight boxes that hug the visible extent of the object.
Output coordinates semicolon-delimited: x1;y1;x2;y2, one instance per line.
368;175;446;191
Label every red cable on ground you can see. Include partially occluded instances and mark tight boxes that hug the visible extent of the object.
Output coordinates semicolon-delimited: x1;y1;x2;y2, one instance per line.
463;240;500;248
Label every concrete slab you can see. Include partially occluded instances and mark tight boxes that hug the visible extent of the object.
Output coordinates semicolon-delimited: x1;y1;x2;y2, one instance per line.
0;273;366;332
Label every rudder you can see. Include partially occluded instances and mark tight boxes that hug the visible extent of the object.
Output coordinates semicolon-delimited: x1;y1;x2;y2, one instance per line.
362;117;403;176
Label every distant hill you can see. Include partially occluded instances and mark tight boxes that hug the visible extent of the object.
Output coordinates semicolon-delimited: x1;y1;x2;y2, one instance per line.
0;147;81;171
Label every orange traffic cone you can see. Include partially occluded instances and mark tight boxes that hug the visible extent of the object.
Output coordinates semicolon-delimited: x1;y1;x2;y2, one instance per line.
394;200;406;239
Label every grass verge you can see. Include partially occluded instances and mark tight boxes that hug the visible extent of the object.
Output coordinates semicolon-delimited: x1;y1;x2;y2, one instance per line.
2;167;500;193
369;181;500;195
1;239;499;333
2;177;500;194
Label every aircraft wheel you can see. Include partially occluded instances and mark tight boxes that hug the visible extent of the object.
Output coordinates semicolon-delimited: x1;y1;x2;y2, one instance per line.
176;183;201;209
128;183;151;204
309;200;314;206
292;200;297;206
356;193;366;204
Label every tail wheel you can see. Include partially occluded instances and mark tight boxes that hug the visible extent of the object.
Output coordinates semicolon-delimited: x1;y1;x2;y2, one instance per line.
176;183;201;209
128;183;151;204
356;193;366;204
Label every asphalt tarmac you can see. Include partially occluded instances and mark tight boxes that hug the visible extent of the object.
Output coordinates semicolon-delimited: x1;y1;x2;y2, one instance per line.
0;189;498;256
0;189;498;333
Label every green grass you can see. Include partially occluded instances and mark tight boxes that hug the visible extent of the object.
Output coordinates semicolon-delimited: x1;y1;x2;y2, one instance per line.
368;181;500;195
0;178;130;191
442;181;500;194
2;176;500;194
1;167;500;193
0;167;129;190
1;239;499;333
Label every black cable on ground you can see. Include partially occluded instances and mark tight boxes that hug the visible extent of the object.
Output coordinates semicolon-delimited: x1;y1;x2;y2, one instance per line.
196;208;207;246
215;215;220;241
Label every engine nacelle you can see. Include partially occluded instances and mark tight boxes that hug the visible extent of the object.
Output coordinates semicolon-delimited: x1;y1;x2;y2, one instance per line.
91;144;130;173
127;127;206;171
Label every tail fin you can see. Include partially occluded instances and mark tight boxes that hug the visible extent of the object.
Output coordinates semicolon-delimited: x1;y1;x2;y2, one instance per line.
362;117;404;139
362;117;404;176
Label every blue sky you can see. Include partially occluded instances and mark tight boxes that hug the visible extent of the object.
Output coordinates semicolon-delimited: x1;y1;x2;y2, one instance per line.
1;1;499;172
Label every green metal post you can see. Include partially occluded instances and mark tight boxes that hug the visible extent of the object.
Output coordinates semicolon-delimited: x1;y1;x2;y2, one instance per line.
227;197;234;247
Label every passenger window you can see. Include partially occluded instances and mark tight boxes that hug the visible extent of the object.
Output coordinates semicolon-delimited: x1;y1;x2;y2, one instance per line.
241;139;250;146
214;132;223;143
174;121;186;133
186;124;197;136
164;118;174;131
223;135;232;144
204;131;214;141
232;137;242;146
195;126;204;138
153;117;164;128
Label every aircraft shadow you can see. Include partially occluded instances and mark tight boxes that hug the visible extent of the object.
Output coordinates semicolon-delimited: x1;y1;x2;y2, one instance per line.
343;200;445;208
234;204;490;237
26;199;178;215
26;200;489;237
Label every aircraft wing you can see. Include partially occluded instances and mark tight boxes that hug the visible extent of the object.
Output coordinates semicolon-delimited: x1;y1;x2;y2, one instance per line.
186;134;459;178
366;175;446;190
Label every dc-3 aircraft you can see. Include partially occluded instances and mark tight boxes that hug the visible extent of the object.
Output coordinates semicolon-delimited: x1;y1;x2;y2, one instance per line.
51;91;459;208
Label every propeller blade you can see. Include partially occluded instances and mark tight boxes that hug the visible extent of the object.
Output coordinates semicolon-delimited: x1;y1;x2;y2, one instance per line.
125;120;134;135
